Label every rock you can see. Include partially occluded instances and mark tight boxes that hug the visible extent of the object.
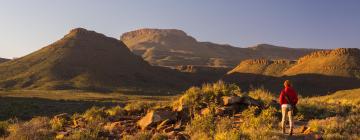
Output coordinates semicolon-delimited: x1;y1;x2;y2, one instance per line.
242;96;262;107
103;122;122;134
200;108;211;115
222;96;243;106
137;108;177;130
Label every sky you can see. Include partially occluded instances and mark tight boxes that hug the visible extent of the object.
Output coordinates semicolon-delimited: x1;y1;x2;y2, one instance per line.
0;0;359;58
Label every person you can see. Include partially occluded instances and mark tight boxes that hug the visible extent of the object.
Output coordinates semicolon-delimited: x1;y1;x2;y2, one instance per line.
279;80;298;136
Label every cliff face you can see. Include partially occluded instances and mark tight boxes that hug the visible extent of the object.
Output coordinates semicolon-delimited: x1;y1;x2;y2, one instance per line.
120;28;318;68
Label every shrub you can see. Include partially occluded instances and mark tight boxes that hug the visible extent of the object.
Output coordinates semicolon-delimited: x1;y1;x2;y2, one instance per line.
151;133;168;140
173;81;241;113
83;106;107;122
124;101;155;113
122;131;152;140
6;117;55;140
105;105;126;116
215;117;244;140
0;121;9;137
186;114;216;139
308;115;360;139
248;88;275;106
239;106;279;139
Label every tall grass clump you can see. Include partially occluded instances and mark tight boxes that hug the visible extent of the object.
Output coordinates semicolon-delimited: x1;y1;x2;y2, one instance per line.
6;117;55;140
239;106;280;139
248;88;276;107
308;115;360;139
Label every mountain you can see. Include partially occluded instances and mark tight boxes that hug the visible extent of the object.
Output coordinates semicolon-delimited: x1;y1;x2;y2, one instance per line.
0;58;9;63
224;48;360;96
120;28;318;68
0;28;187;91
284;48;360;78
227;59;295;76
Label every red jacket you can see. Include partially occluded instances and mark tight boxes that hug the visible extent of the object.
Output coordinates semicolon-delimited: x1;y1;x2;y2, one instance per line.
279;87;298;105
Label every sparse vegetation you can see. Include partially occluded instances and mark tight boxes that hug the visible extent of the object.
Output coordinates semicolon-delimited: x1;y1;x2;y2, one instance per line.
0;83;359;140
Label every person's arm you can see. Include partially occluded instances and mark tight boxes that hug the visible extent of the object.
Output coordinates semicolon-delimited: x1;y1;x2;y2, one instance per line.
279;90;284;105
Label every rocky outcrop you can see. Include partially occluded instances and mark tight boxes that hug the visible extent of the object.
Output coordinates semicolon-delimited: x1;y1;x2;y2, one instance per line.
137;108;177;130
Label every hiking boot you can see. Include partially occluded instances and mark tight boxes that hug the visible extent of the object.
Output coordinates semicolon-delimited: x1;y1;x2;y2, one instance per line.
289;129;293;136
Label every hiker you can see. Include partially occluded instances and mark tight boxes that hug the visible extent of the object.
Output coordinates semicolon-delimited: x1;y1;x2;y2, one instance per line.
279;80;298;136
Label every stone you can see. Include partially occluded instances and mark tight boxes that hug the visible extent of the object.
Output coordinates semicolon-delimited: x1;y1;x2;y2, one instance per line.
222;96;243;106
242;96;262;107
137;108;177;130
200;108;211;115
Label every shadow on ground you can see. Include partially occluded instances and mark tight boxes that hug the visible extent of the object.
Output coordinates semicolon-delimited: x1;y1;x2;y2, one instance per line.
0;97;124;121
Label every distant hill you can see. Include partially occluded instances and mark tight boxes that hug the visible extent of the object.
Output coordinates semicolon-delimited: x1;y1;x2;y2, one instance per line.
120;28;318;68
0;58;9;63
0;28;188;91
227;59;296;76
224;48;360;96
284;48;360;78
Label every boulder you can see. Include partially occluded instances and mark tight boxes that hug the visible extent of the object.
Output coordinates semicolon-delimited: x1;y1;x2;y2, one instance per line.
137;109;177;130
242;96;262;107
222;96;243;106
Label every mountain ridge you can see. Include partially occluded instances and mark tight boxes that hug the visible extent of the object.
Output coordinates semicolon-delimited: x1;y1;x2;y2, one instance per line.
0;28;188;91
120;28;319;67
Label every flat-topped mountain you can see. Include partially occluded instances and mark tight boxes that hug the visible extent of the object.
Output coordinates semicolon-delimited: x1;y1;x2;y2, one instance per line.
0;28;187;91
121;28;318;67
0;58;9;63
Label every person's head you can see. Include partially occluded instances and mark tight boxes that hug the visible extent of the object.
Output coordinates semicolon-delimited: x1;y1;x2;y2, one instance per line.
284;80;292;88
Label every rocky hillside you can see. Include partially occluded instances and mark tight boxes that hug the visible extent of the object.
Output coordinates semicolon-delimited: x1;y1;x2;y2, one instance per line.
0;28;188;91
120;28;318;68
0;58;9;63
227;59;296;76
284;48;360;78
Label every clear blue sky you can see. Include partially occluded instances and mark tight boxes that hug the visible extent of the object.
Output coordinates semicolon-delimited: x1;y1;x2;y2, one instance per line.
1;0;359;58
